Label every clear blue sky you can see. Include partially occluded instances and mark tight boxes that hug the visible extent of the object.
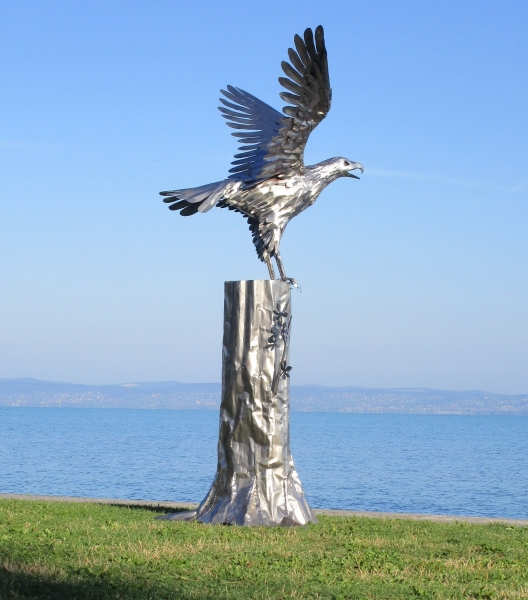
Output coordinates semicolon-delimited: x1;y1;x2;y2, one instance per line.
1;0;527;393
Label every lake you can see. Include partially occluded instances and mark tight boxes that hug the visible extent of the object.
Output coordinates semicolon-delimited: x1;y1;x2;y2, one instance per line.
1;408;527;519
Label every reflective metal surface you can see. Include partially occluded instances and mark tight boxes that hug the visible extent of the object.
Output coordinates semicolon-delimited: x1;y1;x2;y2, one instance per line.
160;26;363;283
193;280;316;526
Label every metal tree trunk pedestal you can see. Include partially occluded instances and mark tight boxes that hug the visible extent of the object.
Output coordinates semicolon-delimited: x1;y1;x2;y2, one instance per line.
195;280;315;526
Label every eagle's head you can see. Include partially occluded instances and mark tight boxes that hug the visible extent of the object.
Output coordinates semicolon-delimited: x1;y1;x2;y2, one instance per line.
335;157;364;179
309;157;364;185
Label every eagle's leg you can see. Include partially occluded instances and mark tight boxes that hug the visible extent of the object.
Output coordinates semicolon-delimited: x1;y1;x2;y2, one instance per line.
275;252;299;288
275;253;287;280
264;254;277;280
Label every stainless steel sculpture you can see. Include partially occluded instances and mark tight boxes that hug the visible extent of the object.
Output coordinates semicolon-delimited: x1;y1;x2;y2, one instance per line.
160;25;363;285
158;26;359;526
161;280;316;526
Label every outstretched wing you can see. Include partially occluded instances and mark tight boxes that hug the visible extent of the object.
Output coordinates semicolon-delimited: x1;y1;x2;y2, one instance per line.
219;25;331;185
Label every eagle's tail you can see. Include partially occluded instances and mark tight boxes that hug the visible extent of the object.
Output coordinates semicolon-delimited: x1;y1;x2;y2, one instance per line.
160;180;234;216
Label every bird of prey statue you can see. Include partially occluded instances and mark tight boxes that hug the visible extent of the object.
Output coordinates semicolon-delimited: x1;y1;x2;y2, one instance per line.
160;26;363;285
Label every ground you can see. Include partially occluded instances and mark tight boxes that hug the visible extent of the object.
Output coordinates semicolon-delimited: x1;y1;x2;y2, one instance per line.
1;500;527;599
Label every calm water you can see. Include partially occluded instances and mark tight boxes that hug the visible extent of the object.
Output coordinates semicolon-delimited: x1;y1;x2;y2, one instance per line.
1;408;527;519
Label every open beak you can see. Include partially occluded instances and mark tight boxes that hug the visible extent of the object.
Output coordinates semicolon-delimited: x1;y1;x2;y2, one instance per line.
346;162;364;179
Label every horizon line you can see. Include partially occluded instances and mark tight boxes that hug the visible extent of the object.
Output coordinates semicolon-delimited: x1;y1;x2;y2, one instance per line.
1;377;527;397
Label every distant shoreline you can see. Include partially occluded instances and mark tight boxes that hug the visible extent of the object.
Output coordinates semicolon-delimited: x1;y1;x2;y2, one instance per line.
1;378;527;415
2;406;528;416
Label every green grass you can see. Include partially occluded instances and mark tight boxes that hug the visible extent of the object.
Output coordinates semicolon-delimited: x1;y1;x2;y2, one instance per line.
0;500;527;599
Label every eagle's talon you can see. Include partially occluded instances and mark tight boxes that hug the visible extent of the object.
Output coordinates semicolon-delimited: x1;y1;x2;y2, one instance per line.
282;277;300;290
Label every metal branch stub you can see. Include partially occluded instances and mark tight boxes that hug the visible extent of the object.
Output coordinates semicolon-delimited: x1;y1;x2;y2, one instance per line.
269;303;293;395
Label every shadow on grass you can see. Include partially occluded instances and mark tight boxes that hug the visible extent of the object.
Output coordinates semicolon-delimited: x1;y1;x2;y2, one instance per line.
0;566;202;600
104;503;196;515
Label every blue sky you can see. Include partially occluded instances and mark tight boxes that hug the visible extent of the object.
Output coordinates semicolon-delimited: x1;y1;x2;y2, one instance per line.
1;0;527;393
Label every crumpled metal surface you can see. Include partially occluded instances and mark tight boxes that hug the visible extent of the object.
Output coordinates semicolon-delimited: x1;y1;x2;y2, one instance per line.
193;280;316;526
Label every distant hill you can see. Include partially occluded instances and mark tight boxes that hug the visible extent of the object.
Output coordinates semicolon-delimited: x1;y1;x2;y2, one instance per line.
0;379;219;410
1;378;527;415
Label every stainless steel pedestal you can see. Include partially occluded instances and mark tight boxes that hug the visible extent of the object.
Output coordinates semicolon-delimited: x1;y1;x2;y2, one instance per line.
194;280;316;526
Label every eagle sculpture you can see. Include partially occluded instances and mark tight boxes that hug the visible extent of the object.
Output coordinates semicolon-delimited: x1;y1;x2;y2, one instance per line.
161;26;363;284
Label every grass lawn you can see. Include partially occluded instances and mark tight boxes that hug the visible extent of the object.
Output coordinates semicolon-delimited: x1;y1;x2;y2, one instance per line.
0;500;527;599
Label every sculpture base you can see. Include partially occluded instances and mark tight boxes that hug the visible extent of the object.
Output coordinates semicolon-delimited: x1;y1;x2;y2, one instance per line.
161;280;316;527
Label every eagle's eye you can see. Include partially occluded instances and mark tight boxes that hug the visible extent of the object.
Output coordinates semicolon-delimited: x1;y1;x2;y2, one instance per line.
343;160;350;167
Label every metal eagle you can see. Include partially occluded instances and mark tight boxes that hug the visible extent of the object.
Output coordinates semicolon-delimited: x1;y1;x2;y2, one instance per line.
160;26;363;284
